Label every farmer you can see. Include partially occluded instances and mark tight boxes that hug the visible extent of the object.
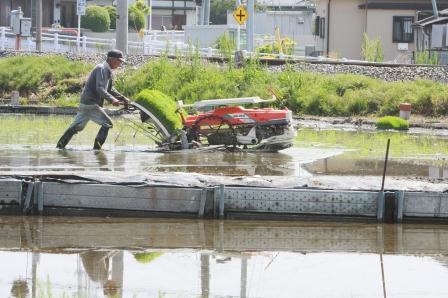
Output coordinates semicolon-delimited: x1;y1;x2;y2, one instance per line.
56;49;128;150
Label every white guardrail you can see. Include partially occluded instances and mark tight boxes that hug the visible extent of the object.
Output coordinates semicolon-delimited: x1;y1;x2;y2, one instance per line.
0;26;358;63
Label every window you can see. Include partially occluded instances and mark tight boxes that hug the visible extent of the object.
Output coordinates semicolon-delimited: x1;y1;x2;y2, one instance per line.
313;16;320;36
320;17;325;38
313;16;325;38
393;16;414;43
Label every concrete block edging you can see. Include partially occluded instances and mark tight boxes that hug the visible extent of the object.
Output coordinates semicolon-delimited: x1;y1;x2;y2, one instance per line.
1;179;448;223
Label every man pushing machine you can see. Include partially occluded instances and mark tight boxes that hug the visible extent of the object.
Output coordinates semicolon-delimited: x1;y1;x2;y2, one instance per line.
56;49;128;150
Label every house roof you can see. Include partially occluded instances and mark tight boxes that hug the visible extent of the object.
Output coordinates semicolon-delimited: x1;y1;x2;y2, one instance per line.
257;0;315;11
358;2;448;10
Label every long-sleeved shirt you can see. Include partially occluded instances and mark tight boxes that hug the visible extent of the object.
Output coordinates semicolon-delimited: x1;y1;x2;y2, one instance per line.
80;62;122;107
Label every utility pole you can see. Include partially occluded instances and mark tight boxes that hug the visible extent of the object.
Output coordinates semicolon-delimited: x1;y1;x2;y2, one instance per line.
149;0;152;30
247;0;254;51
236;0;241;50
203;0;210;25
116;0;128;54
35;0;42;51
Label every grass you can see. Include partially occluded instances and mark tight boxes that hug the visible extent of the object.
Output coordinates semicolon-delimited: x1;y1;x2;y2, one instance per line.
0;114;156;147
0;55;91;103
296;128;448;158
3;55;448;118
116;56;448;117
376;116;409;130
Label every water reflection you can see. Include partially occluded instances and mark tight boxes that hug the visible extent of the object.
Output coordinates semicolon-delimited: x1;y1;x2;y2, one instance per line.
80;251;123;297
152;150;295;176
2;217;448;297
0;147;298;176
305;155;448;177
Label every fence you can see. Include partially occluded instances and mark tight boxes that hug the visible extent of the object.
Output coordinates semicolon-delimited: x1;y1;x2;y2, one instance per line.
1;26;334;62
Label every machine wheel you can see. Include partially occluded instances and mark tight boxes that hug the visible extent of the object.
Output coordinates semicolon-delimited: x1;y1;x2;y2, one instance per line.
116;102;171;147
193;115;236;148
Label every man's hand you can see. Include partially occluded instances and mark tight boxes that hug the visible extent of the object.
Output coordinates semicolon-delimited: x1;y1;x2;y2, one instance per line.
117;95;130;103
111;99;121;106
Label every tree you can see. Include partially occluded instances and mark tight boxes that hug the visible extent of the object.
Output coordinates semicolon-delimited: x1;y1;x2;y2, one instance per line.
209;0;267;25
129;0;150;31
210;0;235;25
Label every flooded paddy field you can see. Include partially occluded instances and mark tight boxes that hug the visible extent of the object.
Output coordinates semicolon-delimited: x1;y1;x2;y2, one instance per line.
2;115;448;297
2;216;448;297
1;114;448;190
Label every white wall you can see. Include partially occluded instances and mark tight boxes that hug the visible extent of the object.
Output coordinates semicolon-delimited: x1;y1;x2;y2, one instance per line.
184;25;238;47
227;10;316;46
366;9;416;62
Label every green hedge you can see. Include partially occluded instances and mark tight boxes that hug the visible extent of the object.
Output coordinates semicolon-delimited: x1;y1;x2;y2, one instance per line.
81;5;110;32
134;89;183;134
105;6;117;30
129;8;145;31
128;0;149;31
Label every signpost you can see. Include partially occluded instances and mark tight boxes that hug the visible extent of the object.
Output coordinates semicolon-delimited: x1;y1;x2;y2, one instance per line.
233;5;248;51
76;0;86;52
233;5;248;25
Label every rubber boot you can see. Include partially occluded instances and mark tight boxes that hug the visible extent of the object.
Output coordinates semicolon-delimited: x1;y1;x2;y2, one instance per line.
93;126;110;150
56;128;76;149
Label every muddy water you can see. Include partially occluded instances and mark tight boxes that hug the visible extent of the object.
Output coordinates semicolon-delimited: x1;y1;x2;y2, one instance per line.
2;114;448;178
1;145;447;179
2;216;448;297
0;146;346;176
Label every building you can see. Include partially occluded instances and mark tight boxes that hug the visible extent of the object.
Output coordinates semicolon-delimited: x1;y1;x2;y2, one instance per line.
149;0;197;30
90;0;198;30
227;0;316;49
0;0;54;27
314;0;448;61
0;0;198;30
414;8;448;63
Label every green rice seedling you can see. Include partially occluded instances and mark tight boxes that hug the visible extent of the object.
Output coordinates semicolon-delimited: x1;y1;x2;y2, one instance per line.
296;128;448;158
133;252;164;264
376;116;409;130
134;89;183;133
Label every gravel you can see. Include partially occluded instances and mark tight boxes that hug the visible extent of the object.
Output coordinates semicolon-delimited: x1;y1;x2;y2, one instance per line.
268;62;448;83
2;49;448;82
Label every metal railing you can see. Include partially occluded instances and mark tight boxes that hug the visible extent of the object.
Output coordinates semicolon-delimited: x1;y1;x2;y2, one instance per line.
0;26;372;64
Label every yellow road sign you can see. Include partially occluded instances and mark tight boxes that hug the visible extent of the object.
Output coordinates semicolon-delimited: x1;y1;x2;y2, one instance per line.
233;5;248;25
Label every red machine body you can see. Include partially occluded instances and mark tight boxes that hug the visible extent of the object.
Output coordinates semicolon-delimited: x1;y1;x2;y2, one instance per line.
183;106;291;127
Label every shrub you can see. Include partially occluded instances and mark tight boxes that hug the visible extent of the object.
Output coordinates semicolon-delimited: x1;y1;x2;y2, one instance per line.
215;32;236;58
361;33;384;62
0;55;90;98
129;9;145;31
116;57;448;118
413;93;434;116
376;116;409;130
105;6;117;29
129;0;149;31
134;89;183;134
81;5;110;32
415;50;439;65
256;37;295;55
